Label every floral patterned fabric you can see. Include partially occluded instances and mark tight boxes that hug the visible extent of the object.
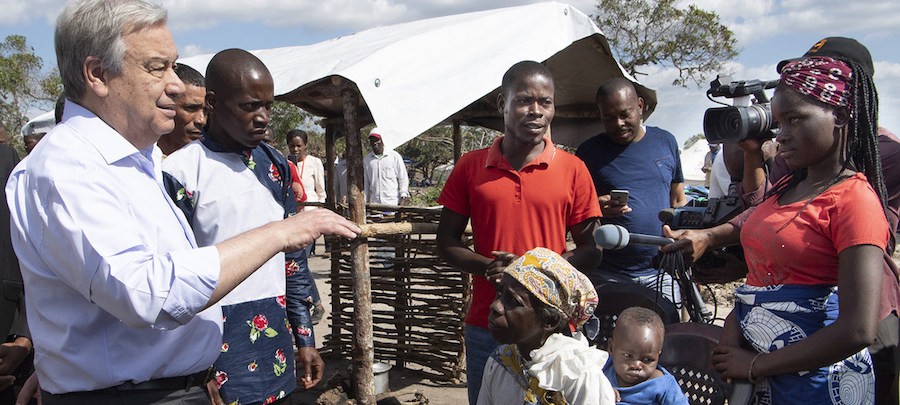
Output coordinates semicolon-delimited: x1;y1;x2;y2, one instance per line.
163;135;319;404
504;247;599;333
215;296;295;404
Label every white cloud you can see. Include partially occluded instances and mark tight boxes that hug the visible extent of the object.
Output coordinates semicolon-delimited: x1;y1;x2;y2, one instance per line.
160;0;601;35
0;1;28;25
0;0;62;25
180;44;210;58
875;61;900;79
873;61;900;134
683;0;900;48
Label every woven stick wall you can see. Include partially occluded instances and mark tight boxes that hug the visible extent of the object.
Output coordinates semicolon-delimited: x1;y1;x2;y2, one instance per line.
323;206;470;382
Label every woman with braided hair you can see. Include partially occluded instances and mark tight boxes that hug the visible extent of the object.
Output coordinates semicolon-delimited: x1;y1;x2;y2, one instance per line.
704;54;889;403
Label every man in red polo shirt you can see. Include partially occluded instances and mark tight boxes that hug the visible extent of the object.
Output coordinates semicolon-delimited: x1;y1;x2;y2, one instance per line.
436;61;602;404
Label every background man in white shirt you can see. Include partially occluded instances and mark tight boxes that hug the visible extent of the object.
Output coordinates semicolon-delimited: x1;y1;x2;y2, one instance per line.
364;127;410;206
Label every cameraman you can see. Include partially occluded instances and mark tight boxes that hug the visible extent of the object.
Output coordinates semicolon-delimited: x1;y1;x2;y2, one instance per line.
664;36;900;404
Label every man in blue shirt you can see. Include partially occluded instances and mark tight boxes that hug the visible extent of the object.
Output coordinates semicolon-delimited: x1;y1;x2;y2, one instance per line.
5;1;358;402
576;78;686;304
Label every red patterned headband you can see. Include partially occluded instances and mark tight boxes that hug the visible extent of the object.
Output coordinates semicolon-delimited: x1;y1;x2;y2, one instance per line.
780;56;853;112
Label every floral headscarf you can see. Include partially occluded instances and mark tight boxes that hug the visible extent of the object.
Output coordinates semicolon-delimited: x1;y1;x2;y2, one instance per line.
780;56;853;113
504;247;599;335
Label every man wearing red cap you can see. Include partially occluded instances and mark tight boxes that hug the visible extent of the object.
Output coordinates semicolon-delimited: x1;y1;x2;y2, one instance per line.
364;128;410;206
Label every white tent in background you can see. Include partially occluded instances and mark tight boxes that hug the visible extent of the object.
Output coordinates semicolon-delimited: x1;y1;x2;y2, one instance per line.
21;110;56;137
179;1;657;151
681;140;711;186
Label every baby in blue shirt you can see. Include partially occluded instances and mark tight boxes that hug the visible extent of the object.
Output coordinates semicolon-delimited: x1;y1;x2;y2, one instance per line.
603;307;688;405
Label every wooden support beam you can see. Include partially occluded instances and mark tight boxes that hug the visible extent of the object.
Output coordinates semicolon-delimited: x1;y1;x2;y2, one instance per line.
342;87;376;405
325;123;337;212
358;222;471;238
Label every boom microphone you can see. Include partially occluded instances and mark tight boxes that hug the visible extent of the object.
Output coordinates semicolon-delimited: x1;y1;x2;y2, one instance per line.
594;224;674;250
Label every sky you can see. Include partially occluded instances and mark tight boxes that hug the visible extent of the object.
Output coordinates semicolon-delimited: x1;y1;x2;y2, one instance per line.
2;0;899;148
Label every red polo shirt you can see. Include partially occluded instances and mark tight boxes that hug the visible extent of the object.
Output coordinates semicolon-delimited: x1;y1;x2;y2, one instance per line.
438;137;601;328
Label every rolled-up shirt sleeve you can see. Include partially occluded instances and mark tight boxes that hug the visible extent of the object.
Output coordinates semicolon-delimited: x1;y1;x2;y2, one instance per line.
160;247;219;325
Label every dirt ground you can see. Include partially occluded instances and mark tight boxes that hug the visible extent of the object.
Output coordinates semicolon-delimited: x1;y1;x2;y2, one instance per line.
290;242;468;404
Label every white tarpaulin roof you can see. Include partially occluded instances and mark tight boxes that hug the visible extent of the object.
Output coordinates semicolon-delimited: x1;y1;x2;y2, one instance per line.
180;1;656;151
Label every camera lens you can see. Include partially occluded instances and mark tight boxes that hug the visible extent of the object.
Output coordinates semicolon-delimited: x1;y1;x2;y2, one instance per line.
703;104;776;143
725;109;743;132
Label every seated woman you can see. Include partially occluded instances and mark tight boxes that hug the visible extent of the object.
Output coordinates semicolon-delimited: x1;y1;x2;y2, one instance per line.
478;247;615;404
672;55;890;403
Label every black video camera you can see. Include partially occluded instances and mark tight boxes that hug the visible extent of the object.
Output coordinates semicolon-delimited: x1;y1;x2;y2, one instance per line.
660;196;748;284
703;75;780;144
659;195;743;230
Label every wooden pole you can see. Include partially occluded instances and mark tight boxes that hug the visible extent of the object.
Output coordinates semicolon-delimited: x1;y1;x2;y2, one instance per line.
452;119;462;162
342;87;375;404
325;121;342;346
357;222;470;237
324;121;338;212
395;210;409;369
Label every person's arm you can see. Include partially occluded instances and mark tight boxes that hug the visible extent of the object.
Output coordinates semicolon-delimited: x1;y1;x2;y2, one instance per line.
162;168;359;311
719;309;743;348
0;337;31;391
661;222;741;264
363;156;373;202
209;209;358;308
712;244;882;379
562;217;602;273
598;194;631;217
314;158;327;203
436;207;491;276
14;372;39;405
395;153;410;203
0;290;31;390
284;248;323;389
737;138;768;199
670;182;687;208
669;136;687;208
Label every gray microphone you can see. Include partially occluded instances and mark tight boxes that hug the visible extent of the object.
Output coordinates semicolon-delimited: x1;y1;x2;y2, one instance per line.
594;224;674;250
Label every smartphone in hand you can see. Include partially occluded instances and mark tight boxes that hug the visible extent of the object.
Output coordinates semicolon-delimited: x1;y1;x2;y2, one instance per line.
610;190;629;206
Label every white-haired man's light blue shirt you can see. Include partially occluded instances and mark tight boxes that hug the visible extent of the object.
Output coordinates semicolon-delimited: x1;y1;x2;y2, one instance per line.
5;101;221;394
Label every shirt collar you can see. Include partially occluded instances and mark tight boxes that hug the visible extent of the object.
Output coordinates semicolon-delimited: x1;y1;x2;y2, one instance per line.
485;136;556;169
62;100;150;166
200;131;252;155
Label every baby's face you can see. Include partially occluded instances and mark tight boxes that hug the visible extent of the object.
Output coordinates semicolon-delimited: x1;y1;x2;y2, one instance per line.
609;323;663;387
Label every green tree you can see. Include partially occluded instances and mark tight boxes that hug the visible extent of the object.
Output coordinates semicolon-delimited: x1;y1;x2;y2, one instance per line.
1;35;61;142
397;126;454;183
396;124;501;185
270;101;324;155
683;133;705;150
594;0;738;86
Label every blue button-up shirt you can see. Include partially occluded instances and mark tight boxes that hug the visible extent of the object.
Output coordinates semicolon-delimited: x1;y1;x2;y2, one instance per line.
5;101;222;394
